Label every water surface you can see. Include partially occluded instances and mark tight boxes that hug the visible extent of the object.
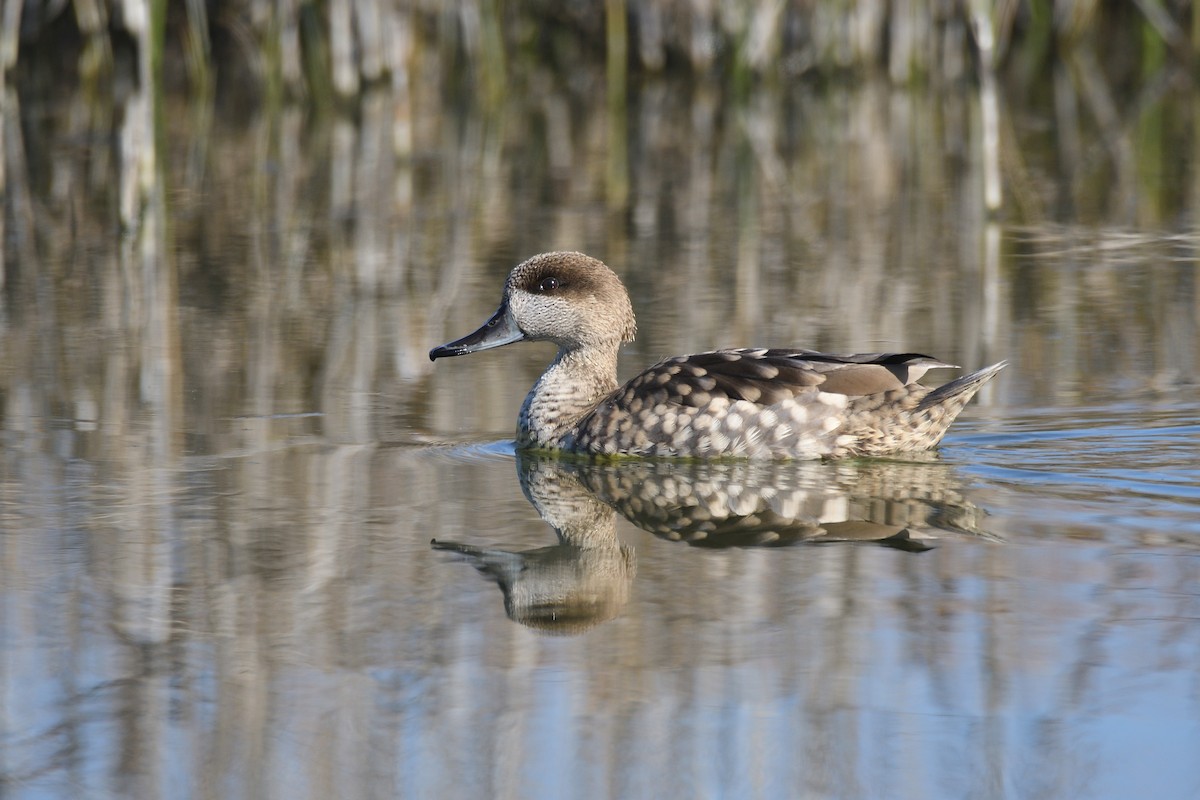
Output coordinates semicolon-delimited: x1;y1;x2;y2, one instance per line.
2;46;1200;800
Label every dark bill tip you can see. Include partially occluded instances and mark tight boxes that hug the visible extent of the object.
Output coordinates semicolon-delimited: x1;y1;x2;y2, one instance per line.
429;342;466;361
429;302;525;361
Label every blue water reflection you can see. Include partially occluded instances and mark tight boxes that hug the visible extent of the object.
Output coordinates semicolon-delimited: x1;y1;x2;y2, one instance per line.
4;422;1200;797
4;22;1200;799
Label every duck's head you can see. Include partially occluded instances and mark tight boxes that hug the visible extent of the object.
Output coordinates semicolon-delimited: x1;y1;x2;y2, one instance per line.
430;252;637;360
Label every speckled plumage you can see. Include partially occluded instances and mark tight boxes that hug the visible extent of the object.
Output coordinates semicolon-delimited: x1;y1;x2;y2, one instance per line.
430;252;1006;459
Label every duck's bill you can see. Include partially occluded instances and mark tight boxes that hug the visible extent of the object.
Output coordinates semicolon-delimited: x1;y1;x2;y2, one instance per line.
429;303;526;360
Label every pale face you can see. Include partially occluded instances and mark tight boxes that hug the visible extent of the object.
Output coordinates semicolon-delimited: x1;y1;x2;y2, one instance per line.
505;287;587;347
429;251;635;362
502;252;636;351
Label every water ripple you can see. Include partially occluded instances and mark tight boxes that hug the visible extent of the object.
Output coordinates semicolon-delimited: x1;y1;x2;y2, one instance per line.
946;404;1200;534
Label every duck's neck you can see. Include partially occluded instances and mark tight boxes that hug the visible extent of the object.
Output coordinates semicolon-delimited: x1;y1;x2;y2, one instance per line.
517;344;619;449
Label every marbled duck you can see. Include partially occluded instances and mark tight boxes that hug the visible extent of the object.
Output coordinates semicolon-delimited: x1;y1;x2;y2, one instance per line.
430;252;1005;458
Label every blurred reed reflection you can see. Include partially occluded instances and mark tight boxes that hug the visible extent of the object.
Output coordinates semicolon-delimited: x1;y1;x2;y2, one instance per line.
5;40;1198;457
2;19;1200;798
435;451;995;633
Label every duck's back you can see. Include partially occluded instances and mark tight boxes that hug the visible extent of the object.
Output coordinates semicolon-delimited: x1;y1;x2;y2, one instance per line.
565;349;1005;459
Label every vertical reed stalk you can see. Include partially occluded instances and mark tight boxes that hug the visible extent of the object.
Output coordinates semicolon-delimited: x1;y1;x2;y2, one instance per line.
1195;0;1200;53
185;0;213;96
301;0;334;112
0;0;20;79
478;0;507;108
73;0;112;80
606;0;629;210
329;0;358;96
980;221;1002;395
0;88;9;295
970;2;1003;213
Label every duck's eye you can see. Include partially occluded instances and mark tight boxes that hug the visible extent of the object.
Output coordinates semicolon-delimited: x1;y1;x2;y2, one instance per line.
536;276;561;293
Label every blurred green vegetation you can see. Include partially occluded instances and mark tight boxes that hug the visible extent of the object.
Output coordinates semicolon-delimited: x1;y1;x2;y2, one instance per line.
2;0;1195;98
2;0;1196;432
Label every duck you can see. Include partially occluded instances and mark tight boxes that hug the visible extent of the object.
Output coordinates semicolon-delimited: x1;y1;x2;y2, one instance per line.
429;252;1006;459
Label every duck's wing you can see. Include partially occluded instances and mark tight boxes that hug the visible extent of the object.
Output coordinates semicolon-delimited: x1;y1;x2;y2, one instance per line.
616;349;957;408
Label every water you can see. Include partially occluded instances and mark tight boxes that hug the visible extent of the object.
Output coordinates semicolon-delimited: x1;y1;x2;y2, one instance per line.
3;47;1200;800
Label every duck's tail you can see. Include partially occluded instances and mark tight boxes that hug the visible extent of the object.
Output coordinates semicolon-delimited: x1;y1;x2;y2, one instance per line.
842;361;1007;457
917;361;1008;412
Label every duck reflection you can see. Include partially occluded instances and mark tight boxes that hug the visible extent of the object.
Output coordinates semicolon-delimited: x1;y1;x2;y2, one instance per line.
572;454;991;550
433;452;995;632
433;454;636;634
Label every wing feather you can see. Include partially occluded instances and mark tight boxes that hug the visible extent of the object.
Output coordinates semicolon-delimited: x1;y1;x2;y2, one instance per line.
614;349;955;409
